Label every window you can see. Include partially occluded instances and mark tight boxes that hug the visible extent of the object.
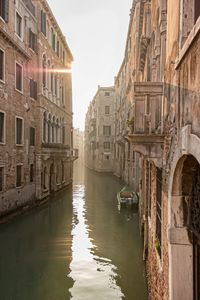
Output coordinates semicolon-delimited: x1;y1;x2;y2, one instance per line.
16;117;23;145
56;40;60;57
16;165;22;187
195;0;200;23
16;12;22;38
30;79;37;100
0;111;5;143
15;63;23;92
156;167;162;257
41;10;46;36
0;0;9;22
29;127;35;146
51;28;56;51
0;48;5;81
105;92;110;96
104;142;110;150
0;167;4;191
105;106;110;115
103;125;111;136
29;29;37;52
30;164;34;182
62;162;65;181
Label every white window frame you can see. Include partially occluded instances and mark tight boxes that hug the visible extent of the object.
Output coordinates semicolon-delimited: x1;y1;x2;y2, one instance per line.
15;61;23;93
15;10;23;41
15;116;24;146
0;110;6;144
0;47;5;83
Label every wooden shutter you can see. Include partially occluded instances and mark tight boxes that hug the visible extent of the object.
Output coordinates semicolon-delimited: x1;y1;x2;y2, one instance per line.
4;0;9;22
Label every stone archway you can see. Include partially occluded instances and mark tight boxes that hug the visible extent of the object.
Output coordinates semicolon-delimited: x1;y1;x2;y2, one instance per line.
169;154;200;300
49;163;54;193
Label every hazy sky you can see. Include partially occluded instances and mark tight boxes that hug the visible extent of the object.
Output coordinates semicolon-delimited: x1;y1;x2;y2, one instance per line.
47;0;132;130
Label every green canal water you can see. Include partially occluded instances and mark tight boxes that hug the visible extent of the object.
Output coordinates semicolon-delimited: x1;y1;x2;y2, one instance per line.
0;160;147;300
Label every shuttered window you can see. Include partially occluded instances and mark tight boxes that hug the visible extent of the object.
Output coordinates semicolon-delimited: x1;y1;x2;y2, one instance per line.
16;117;23;145
16;63;23;92
0;112;5;143
103;125;111;136
29;127;35;146
29;29;37;52
0;0;9;22
41;10;46;36
30;79;37;100
16;12;22;38
105;106;110;115
0;49;4;81
16;165;22;187
30;164;34;182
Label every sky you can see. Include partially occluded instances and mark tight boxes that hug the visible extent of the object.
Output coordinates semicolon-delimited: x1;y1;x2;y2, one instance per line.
47;0;133;130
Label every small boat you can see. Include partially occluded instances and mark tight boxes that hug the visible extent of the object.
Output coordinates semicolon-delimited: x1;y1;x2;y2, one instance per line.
117;186;139;208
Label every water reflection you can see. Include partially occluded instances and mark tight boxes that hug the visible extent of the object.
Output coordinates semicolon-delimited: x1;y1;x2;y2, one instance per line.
0;159;147;300
69;183;124;300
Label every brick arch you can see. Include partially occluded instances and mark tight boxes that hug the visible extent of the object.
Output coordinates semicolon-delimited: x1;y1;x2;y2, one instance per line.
169;153;200;300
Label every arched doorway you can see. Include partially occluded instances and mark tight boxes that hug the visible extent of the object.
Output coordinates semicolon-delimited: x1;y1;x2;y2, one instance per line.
169;155;200;300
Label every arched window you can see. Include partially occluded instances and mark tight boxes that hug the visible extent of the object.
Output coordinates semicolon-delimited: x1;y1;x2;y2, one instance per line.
61;161;65;182
51;65;54;94
48;114;51;143
52;116;55;143
47;60;51;91
62;118;65;144
42;54;47;88
43;112;47;142
43;167;47;189
56;118;59;143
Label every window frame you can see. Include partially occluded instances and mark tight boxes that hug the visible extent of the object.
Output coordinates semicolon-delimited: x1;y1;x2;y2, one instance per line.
15;116;24;146
15;61;23;93
15;11;23;40
0;110;5;144
29;126;35;146
0;47;5;83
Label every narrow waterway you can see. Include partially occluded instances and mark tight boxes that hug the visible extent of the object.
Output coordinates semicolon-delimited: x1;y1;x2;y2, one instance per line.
0;160;147;300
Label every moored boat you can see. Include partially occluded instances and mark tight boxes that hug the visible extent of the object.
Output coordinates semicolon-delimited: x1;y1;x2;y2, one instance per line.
117;186;139;208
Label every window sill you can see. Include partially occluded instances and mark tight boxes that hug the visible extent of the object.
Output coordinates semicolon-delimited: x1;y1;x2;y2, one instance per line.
16;144;24;147
0;17;5;23
0;142;5;145
0;79;5;85
175;16;200;69
15;88;23;95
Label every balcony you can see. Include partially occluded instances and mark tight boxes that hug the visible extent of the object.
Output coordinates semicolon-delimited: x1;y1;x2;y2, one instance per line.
126;82;164;158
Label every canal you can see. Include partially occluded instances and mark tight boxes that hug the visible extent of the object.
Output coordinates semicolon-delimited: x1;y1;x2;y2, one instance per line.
0;160;147;300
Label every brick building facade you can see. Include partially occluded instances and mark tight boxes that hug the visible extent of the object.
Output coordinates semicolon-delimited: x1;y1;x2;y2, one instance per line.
0;0;76;218
113;0;200;299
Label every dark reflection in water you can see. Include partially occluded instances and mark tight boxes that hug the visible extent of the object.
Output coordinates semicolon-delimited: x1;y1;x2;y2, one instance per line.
0;159;147;300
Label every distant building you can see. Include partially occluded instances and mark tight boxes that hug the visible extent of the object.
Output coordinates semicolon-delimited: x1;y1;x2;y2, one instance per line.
85;86;115;172
0;0;76;218
73;128;84;160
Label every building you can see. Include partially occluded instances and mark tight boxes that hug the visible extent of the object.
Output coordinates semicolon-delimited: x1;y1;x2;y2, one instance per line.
85;86;115;172
113;0;200;299
73;128;84;160
0;0;76;218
